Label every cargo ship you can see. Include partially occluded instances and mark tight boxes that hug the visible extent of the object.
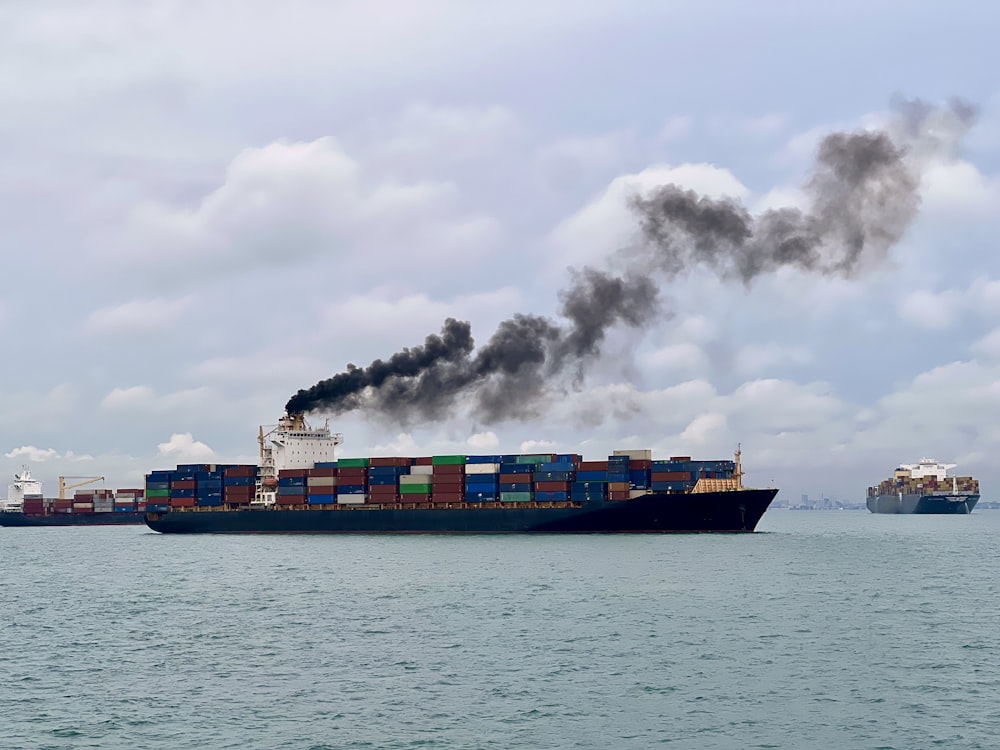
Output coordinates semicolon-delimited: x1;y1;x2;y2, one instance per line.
143;414;778;534
866;459;980;514
0;466;146;527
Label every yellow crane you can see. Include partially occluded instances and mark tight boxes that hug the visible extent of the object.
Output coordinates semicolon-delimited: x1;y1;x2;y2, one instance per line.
58;475;105;499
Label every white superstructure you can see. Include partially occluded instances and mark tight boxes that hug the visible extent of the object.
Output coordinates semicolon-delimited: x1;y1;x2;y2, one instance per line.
894;458;957;481
254;413;343;506
3;466;43;511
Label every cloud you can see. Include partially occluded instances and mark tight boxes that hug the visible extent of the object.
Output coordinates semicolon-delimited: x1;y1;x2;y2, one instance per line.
467;431;500;450
156;433;216;460
681;412;728;443
101;385;215;413
85;296;195;334
4;446;95;463
115;136;501;280
734;343;812;375
549;162;750;269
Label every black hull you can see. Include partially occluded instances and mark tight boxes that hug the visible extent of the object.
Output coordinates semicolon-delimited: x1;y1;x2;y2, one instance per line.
0;511;146;527
144;489;778;534
866;493;980;514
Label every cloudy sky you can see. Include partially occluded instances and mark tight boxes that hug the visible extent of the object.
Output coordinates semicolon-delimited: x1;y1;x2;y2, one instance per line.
2;1;999;502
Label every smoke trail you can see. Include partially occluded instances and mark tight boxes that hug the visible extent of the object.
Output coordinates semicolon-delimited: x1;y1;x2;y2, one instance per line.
286;98;977;422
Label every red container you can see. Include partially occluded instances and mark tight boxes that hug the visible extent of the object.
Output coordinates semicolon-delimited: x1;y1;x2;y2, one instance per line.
430;479;464;491
414;457;433;466
369;485;401;496
171;480;196;490
279;468;310;478
276;496;305;506
578;461;609;471
534;481;570;492
630;459;652;470
369;457;413;467
669;456;691;462
609;481;630;491
652;471;691;482
169;497;195;507
431;491;464;502
307;467;338;477
337;467;368;479
432;464;465;475
608;491;631;501
224;466;257;477
226;497;251;506
398;494;429;504
499;473;527;483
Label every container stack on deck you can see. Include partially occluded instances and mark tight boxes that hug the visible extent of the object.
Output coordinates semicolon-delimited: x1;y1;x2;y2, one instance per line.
867;474;980;498
17;488;146;517
144;453;738;509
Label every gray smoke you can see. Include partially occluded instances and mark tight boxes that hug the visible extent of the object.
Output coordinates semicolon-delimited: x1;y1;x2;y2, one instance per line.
288;97;977;423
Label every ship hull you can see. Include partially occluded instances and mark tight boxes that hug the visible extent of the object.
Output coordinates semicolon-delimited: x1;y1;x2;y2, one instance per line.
144;488;778;534
866;493;979;514
0;511;146;527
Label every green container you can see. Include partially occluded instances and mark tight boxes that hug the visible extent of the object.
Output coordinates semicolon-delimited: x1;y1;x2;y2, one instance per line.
337;457;370;468
400;483;433;494
145;488;169;498
431;455;467;465
500;491;533;502
515;455;550;465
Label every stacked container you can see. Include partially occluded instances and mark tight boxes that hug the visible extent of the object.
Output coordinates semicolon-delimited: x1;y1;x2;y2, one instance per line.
223;466;256;506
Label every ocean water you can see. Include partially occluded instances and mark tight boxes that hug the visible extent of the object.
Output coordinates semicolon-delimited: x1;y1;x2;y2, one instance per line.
3;510;1000;750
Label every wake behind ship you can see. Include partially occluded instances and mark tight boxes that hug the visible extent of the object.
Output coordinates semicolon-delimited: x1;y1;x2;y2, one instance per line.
866;459;980;514
144;414;778;534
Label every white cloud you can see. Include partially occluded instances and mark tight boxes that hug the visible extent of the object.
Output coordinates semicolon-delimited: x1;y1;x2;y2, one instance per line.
101;386;215;413
681;412;727;443
519;439;557;453
467;431;500;450
734;343;812;375
549;162;750;269
156;433;215;460
4;446;95;463
115;136;501;279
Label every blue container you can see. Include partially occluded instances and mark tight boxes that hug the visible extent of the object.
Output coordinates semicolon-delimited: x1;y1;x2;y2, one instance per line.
278;476;307;487
535;490;568;502
197;479;223;490
499;463;534;475
314;461;338;469
196;490;223;499
338;485;367;495
368;466;407;477
146;471;174;482
607;472;629;482
466;455;501;464
146;503;169;513
466;481;500;491
223;476;255;487
196;471;223;481
556;454;580;463
465;492;498;502
368;475;399;486
169;488;195;498
145;481;170;491
176;464;209;472
538;461;575;472
534;471;573;482
576;471;609;482
197;497;223;507
277;486;306;496
651;481;690;492
307;494;337;504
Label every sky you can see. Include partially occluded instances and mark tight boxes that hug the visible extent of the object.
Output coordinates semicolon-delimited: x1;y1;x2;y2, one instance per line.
2;1;999;503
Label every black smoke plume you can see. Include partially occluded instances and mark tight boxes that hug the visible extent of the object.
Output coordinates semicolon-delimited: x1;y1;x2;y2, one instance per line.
286;98;977;423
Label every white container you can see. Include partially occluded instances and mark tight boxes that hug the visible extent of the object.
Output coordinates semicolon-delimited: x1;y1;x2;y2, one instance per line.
409;465;434;476
337;495;366;504
614;449;653;461
465;463;500;474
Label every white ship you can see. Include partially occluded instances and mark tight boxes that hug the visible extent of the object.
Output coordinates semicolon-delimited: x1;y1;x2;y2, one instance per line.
2;466;42;512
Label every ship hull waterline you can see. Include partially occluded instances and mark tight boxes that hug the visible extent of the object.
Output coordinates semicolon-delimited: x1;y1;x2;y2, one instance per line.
866;493;980;515
144;488;779;534
0;511;146;527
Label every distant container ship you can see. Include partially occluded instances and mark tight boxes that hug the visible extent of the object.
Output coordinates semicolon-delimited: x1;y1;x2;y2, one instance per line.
0;467;146;527
866;459;980;514
143;414;778;534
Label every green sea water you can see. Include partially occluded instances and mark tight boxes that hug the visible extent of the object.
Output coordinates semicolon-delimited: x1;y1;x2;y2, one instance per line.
3;510;999;749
